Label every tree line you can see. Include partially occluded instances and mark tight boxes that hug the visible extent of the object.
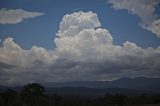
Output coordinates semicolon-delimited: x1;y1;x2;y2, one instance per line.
0;83;160;106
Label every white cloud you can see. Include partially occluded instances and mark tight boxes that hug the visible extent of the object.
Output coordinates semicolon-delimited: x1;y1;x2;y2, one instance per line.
108;0;160;37
0;8;44;24
0;11;160;86
59;11;101;33
31;46;54;64
142;19;160;37
55;11;113;61
0;37;56;68
0;37;32;67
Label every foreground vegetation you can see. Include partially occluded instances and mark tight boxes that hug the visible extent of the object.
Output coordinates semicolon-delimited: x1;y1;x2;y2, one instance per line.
125;104;160;106
0;83;160;106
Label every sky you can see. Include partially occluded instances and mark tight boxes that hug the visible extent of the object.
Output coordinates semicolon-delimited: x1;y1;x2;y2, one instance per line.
0;0;160;86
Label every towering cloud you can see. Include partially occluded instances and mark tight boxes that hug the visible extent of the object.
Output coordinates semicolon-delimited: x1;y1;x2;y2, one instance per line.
0;11;160;86
0;8;44;24
108;0;160;38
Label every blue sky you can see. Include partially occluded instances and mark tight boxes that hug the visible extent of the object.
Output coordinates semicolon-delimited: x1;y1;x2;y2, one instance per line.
0;0;160;85
0;0;160;49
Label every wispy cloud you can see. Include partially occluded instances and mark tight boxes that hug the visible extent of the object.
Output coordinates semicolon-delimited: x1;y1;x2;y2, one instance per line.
0;11;160;85
0;8;44;24
107;0;160;38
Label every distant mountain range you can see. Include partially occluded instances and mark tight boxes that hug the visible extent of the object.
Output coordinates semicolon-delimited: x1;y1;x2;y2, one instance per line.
43;77;160;93
46;87;148;96
1;77;160;96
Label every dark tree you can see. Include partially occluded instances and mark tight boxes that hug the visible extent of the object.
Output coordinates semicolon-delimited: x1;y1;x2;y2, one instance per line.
2;89;17;106
113;94;126;106
53;93;62;106
20;83;45;106
104;94;126;106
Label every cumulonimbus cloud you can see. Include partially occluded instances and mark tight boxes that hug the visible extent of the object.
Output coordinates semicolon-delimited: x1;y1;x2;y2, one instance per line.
0;11;160;86
108;0;160;38
0;8;44;24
